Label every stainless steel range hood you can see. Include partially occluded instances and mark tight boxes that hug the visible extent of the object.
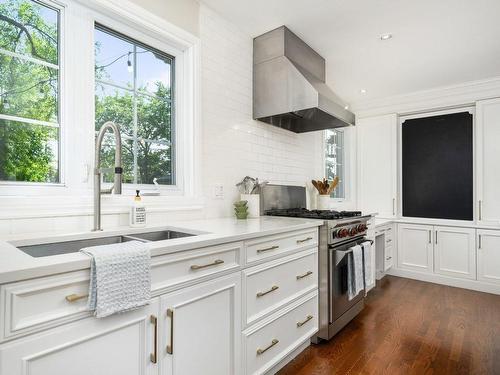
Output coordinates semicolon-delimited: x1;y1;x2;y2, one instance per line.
253;26;355;133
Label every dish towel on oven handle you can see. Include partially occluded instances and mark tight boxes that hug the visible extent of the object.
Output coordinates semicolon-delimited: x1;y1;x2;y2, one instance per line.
347;244;364;301
361;241;373;290
80;240;151;318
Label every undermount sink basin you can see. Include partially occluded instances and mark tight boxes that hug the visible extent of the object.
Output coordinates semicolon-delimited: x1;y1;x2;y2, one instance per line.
16;230;197;258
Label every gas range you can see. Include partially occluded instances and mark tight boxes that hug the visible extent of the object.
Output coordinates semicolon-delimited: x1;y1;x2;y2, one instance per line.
264;208;371;245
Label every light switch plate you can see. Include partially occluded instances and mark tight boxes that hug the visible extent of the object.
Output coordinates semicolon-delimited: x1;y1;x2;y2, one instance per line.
213;184;224;199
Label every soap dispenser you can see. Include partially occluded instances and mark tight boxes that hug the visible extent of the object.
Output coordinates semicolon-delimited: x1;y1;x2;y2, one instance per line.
130;190;146;227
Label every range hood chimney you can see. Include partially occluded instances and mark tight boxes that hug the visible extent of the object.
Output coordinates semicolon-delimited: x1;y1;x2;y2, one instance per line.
253;26;355;133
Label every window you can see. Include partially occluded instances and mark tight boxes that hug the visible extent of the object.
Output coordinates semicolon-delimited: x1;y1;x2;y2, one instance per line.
325;129;345;199
0;0;60;183
94;24;174;186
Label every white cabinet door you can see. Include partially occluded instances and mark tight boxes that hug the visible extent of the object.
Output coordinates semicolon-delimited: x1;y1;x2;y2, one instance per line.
0;299;160;375
397;224;433;273
357;114;398;218
477;98;500;226
434;226;476;279
477;230;500;284
160;273;241;375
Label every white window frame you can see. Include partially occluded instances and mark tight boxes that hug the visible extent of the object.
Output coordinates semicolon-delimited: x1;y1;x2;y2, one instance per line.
0;0;200;202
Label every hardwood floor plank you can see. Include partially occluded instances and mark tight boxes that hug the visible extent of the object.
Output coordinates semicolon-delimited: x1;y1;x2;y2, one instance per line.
278;276;500;375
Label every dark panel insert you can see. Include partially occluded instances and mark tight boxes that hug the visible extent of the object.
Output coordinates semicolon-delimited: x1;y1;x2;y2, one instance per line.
402;111;473;221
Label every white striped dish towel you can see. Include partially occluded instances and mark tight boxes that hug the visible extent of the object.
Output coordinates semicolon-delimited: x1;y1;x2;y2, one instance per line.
81;240;151;318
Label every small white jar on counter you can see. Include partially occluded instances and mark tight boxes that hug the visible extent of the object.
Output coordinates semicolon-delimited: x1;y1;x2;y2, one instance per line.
130;190;147;227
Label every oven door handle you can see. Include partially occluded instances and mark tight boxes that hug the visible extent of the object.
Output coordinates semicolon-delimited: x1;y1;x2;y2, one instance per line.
333;239;373;266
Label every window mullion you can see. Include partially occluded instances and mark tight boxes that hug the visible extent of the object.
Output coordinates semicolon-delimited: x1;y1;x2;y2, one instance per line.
132;44;138;185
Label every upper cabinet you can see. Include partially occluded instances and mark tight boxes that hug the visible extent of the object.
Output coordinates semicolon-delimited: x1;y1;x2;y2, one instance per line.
477;98;500;226
357;114;398;218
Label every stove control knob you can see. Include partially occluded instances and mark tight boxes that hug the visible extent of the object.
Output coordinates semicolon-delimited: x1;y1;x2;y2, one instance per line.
338;229;348;238
349;228;358;236
357;224;366;232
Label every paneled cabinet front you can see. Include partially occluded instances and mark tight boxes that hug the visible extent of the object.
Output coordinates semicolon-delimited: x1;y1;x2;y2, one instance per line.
357;114;398;218
159;273;242;375
434;226;476;279
0;299;160;375
477;230;500;285
477;98;500;226
397;224;434;273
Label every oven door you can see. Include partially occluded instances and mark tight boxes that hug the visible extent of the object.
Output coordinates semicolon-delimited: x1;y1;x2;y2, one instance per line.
329;237;366;323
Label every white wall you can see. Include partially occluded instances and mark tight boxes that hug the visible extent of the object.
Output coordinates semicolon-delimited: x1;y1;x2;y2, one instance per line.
128;0;200;36
199;5;324;218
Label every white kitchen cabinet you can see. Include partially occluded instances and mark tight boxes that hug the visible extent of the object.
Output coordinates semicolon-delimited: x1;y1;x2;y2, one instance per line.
357;114;398;218
0;299;160;375
160;273;241;375
477;98;500;226
434;226;476;279
397;224;433;273
477;230;500;284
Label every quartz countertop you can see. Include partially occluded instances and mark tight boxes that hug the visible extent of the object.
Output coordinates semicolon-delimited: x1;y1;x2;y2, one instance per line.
0;216;322;284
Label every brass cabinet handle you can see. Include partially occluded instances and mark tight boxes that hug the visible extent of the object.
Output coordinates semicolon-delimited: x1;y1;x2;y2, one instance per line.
296;237;313;244
166;309;174;354
257;339;279;355
296;271;313;280
428;230;431;244
386;256;392;260
479;200;482;220
479;234;482;249
190;259;224;270
150;315;158;364
65;293;88;303
296;315;313;327
256;285;279;298
386;239;392;243
392;198;396;215
257;245;279;253
435;230;438;245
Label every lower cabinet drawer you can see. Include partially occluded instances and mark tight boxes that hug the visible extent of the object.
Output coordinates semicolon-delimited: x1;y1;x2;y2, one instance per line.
243;249;317;326
243;292;318;375
0;270;91;341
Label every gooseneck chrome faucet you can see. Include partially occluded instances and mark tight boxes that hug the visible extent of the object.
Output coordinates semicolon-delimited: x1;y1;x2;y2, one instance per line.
93;121;123;231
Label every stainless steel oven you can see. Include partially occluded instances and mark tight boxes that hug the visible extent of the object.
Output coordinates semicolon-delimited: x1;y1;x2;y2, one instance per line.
330;236;367;324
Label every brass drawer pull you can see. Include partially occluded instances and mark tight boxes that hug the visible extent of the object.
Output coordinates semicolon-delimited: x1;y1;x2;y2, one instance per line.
166;309;174;354
297;315;313;327
65;293;88;303
296;237;313;244
386;256;392;260
256;285;279;298
150;315;158;363
257;245;279;253
386;239;392;243
296;271;313;280
190;259;224;270
257;339;279;355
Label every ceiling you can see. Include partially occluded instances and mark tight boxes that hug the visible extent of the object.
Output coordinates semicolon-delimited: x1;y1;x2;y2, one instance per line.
199;0;500;105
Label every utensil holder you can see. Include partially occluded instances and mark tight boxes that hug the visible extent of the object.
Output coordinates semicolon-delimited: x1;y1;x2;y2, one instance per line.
317;195;331;210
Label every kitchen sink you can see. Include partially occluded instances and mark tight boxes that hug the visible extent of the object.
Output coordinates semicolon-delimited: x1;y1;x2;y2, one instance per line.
16;230;197;258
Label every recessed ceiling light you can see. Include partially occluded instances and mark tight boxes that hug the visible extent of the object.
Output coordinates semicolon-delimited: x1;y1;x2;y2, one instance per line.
344;105;349;110
380;33;393;41
360;89;367;94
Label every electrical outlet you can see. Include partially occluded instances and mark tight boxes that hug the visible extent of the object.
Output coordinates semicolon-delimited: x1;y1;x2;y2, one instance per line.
213;184;224;199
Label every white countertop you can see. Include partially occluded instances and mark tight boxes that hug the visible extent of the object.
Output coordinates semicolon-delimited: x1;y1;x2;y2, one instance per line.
0;217;322;284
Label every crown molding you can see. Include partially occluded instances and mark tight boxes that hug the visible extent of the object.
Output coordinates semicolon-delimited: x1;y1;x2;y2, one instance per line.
351;76;500;118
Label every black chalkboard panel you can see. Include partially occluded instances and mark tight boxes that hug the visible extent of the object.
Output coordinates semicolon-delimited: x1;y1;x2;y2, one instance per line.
402;112;473;221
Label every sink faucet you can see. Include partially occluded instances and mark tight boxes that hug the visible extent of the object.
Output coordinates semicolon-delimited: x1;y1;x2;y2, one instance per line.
93;121;123;231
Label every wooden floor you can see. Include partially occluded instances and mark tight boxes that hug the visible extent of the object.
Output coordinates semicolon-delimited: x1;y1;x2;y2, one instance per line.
278;276;500;375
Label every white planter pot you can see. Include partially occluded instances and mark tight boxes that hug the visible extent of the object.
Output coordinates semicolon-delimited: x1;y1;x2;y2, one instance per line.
240;194;260;217
317;195;331;210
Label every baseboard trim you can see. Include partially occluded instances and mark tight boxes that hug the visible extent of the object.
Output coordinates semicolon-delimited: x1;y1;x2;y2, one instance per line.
387;268;500;295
